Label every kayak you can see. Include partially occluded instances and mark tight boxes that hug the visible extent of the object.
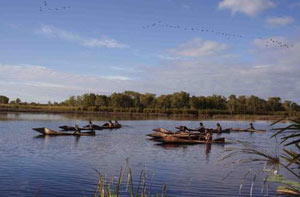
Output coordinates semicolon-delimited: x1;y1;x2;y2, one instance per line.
231;128;266;133
59;124;122;131
176;126;231;134
152;128;174;134
59;125;92;131
89;124;122;130
32;127;96;136
147;132;205;140
157;136;226;144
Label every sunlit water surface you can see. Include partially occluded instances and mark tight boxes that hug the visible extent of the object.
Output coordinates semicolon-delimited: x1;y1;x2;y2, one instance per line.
0;112;292;196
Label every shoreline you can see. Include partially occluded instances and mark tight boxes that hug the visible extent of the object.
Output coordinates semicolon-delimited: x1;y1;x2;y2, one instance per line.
0;108;288;121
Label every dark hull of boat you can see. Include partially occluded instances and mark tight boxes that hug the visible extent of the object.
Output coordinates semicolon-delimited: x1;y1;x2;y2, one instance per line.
147;132;205;140
91;125;122;130
231;128;266;133
33;128;96;136
157;136;225;144
176;126;231;134
59;125;92;131
59;124;121;131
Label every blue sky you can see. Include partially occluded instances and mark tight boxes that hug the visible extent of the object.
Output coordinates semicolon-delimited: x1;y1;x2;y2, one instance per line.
0;0;300;103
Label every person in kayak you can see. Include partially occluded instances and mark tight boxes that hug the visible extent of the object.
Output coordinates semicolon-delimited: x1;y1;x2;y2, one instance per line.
205;129;212;142
248;123;255;130
198;122;205;132
87;120;93;130
108;120;114;127
73;124;81;134
215;123;222;133
114;120;120;127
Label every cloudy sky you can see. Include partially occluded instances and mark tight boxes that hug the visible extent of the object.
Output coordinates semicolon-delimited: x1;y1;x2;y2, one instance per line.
0;0;299;103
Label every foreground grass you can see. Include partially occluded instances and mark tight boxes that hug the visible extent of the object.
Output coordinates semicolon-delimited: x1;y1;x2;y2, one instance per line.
220;116;300;196
94;165;167;197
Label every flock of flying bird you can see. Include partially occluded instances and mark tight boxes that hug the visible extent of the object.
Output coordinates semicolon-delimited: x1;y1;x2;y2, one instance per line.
142;21;294;49
40;1;71;12
37;3;295;50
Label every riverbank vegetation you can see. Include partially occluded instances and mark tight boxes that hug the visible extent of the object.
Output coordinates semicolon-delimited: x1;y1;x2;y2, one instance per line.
221;117;300;195
94;163;167;197
1;91;299;116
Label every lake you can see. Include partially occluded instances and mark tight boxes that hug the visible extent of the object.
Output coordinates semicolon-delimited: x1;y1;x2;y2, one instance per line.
0;112;291;196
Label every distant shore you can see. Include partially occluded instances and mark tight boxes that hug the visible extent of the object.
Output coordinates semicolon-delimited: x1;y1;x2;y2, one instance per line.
0;106;291;121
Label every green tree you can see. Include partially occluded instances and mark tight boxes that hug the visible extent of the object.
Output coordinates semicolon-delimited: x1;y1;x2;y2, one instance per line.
156;95;172;109
0;95;9;104
140;93;156;108
236;96;247;114
65;96;77;106
207;95;227;110
246;95;268;114
15;98;21;104
82;93;97;106
268;97;283;112
110;93;134;108
170;91;190;109
95;95;109;107
227;94;238;114
124;91;141;108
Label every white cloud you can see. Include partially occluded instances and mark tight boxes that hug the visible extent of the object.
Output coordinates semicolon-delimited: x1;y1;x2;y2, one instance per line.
218;0;275;16
265;16;294;26
3;36;300;103
138;37;300;103
36;25;127;48
168;38;228;58
0;64;132;102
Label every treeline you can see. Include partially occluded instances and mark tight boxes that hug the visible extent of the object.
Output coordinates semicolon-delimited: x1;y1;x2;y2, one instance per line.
1;91;299;116
60;91;300;115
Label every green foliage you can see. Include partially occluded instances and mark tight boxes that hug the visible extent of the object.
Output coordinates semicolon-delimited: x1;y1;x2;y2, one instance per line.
0;95;9;104
15;98;21;104
1;92;299;115
170;91;190;109
94;165;167;197
221;117;300;195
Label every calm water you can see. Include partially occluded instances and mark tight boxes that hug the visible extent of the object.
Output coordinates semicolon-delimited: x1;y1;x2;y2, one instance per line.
0;112;292;196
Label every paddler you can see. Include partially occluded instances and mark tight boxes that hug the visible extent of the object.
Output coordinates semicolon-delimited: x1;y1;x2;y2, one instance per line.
114;120;120;126
205;129;212;142
73;124;81;134
215;123;222;133
88;120;93;130
108;120;114;127
248;123;255;130
198;122;205;132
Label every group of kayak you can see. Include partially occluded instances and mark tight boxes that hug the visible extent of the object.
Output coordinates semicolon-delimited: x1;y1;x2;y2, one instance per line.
32;120;122;136
147;122;266;145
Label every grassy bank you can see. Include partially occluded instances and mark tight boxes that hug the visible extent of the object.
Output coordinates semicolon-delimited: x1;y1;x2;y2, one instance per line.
1;103;298;120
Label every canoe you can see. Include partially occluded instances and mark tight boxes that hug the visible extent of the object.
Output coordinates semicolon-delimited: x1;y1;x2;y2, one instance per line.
147;132;205;140
146;132;168;138
231;128;266;133
59;124;122;131
211;128;231;134
59;125;92;131
90;124;122;130
157;136;226;144
176;126;231;134
32;127;96;136
152;128;174;134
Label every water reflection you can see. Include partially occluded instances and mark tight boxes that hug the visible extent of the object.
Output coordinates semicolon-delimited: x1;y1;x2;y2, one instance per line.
0;112;286;196
155;143;189;150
